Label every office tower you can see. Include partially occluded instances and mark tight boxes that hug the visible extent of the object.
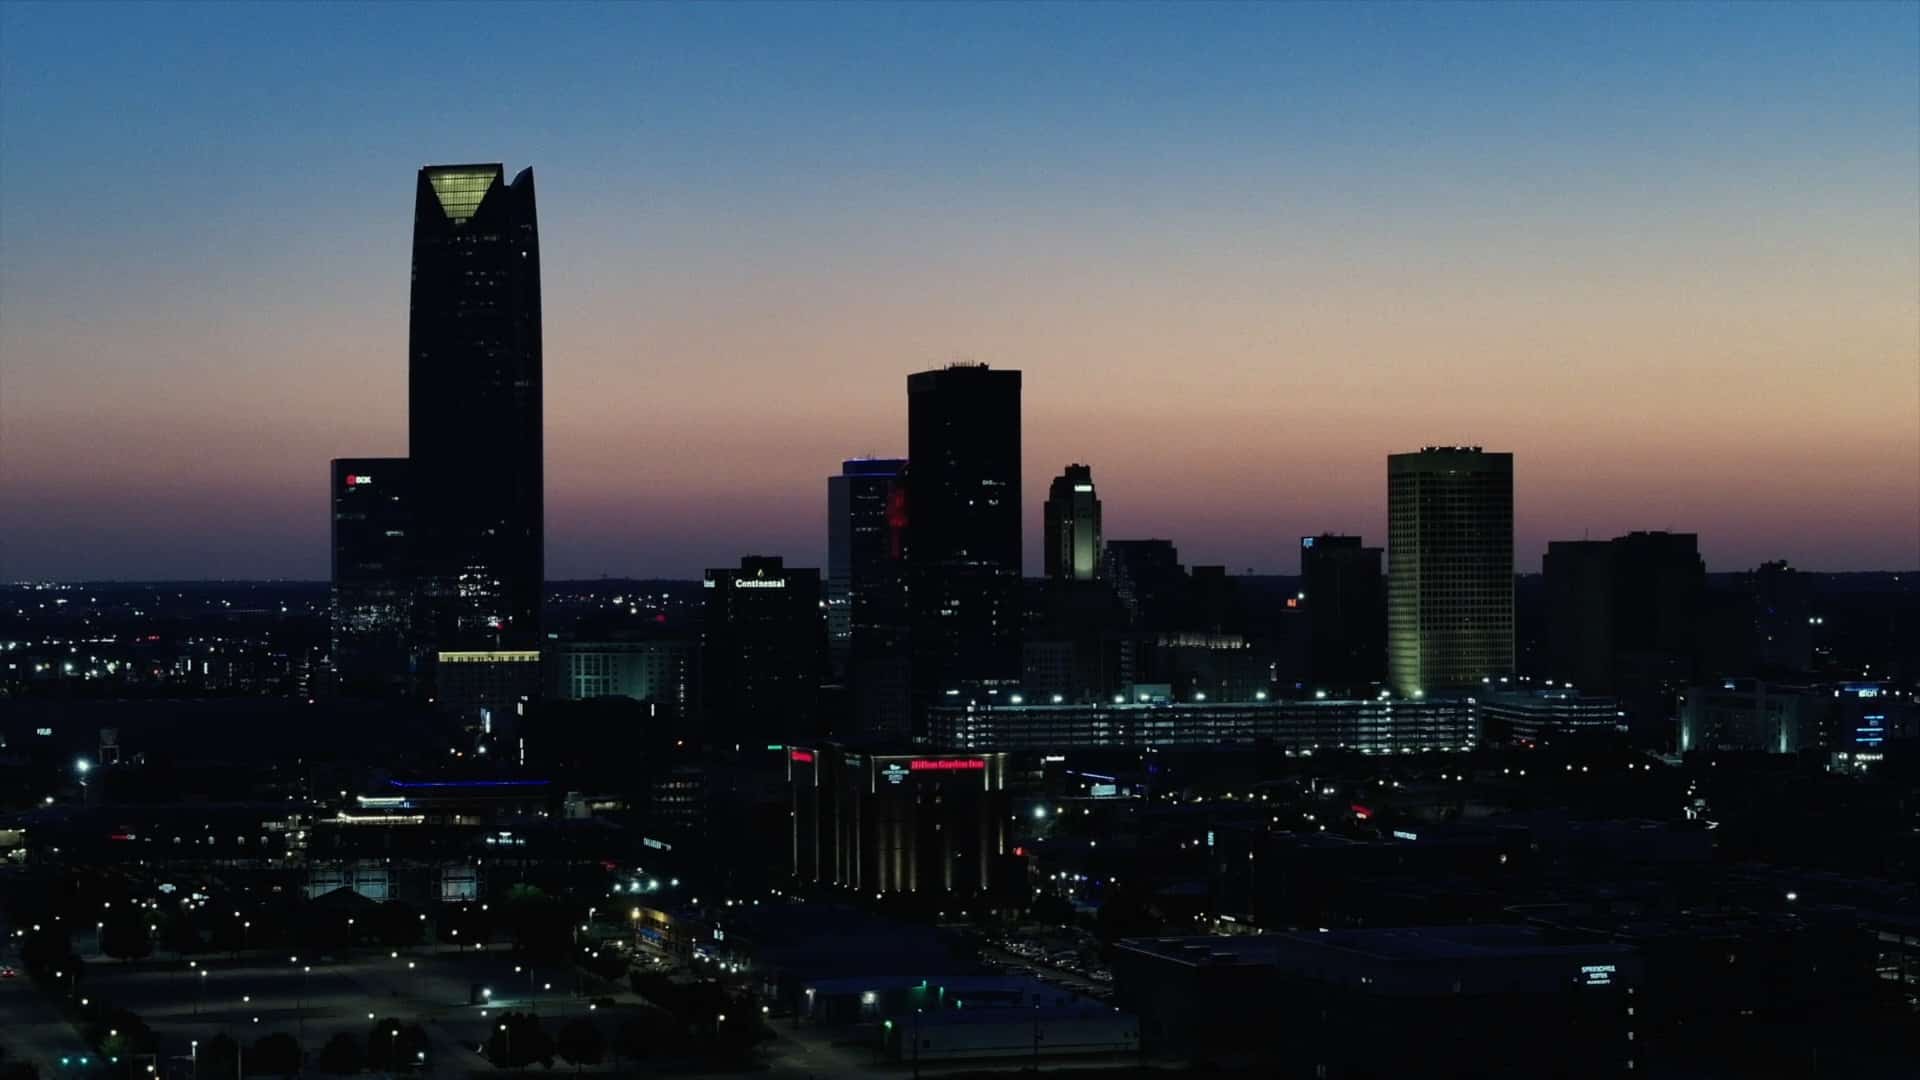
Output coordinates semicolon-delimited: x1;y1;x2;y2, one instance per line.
408;163;544;656
548;634;698;708
1300;534;1385;691
905;365;1023;720
827;457;911;736
827;458;908;673
1543;540;1615;691
701;556;825;746
329;458;415;694
1044;464;1102;581
1103;539;1185;630
1749;560;1813;673
1387;447;1514;696
1546;531;1704;694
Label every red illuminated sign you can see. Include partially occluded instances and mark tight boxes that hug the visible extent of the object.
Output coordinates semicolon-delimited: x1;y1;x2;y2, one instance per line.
908;758;985;771
1285;597;1299;609
1351;804;1372;820
1012;846;1026;857
789;750;814;764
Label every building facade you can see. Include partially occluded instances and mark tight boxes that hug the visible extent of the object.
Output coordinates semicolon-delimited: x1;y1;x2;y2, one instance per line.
1387;447;1514;697
1477;688;1624;746
1300;534;1384;692
827;458;912;737
1043;464;1102;581
546;636;697;708
329;457;415;694
701;556;825;746
906;366;1023;725
925;695;1475;754
788;745;1014;895
1545;531;1704;696
409;164;545;658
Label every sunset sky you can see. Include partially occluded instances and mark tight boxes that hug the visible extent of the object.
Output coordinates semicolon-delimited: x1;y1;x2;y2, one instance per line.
2;2;1916;580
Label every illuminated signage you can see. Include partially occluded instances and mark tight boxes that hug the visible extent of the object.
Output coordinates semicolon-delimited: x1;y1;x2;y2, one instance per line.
882;763;908;785
908;758;985;771
790;750;815;764
1300;536;1315;549
1580;964;1616;986
1073;484;1094;493
1351;804;1373;820
734;578;787;589
1392;830;1419;841
643;837;671;851
346;474;374;487
35;727;53;737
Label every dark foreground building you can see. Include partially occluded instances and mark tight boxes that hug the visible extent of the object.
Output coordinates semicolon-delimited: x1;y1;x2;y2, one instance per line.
701;556;825;746
329;457;414;692
409;163;544;655
787;744;1015;896
1115;927;1641;1077
906;365;1023;725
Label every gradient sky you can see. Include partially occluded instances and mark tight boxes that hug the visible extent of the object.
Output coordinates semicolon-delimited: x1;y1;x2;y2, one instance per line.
2;2;1916;580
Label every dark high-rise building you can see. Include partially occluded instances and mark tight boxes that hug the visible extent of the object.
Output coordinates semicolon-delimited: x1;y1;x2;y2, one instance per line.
1545;531;1704;695
408;163;544;656
329;458;415;694
1044;464;1102;581
1387;447;1514;696
1749;560;1813;673
701;556;825;746
1300;534;1385;692
905;365;1022;720
828;458;912;737
1103;539;1185;630
1543;540;1615;692
827;458;908;672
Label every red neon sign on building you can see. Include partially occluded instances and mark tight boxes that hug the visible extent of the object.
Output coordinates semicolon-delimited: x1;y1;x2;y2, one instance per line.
908;758;985;772
789;750;815;764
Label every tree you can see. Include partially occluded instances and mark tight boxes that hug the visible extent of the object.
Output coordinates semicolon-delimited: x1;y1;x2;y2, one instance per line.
0;1061;40;1080
556;1019;605;1072
246;1033;301;1077
504;895;573;960
99;909;153;962
368;903;425;947
485;1012;554;1069
88;1009;157;1056
20;924;79;978
197;1035;240;1080
365;1020;429;1072
316;1033;362;1075
161;908;205;955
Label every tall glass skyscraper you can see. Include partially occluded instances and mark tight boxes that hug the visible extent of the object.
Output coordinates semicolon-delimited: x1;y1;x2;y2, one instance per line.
1386;447;1513;697
329;457;414;694
906;365;1022;722
1044;463;1102;581
828;458;912;736
408;164;544;652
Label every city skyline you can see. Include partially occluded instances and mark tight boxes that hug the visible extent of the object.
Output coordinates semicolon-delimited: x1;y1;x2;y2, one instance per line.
3;3;1918;580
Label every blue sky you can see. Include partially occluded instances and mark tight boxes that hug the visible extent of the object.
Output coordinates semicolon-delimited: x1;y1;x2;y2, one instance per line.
3;2;1915;577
